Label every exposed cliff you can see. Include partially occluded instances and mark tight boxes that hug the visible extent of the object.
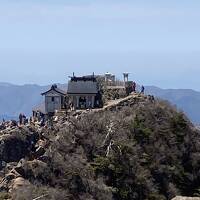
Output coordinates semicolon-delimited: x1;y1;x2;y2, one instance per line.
0;94;200;200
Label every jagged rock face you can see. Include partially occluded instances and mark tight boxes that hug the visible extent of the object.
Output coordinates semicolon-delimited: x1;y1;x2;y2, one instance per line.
0;134;29;163
16;159;49;180
11;177;30;192
0;128;39;164
102;88;127;102
1;95;200;199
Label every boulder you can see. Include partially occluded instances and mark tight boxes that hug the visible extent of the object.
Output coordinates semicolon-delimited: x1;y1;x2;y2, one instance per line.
34;146;45;158
16;159;48;180
67;174;86;194
0;163;23;192
0;134;30;163
10;177;30;192
0;124;6;130
172;197;200;200
14;159;26;176
0;128;39;164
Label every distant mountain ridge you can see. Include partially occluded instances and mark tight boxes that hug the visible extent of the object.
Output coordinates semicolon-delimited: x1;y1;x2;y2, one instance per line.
145;86;200;124
0;83;199;124
0;83;48;120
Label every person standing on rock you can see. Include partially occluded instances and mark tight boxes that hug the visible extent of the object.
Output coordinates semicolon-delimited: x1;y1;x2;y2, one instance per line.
22;114;26;125
29;117;32;124
40;116;45;127
69;101;74;111
88;100;92;110
132;82;136;92
19;113;23;125
141;85;145;94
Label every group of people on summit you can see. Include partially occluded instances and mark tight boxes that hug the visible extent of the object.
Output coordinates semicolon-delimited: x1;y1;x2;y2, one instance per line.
131;82;145;94
18;113;28;125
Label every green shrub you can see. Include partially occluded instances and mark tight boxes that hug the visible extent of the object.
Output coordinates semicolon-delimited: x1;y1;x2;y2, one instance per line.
171;113;188;131
132;115;153;142
92;156;111;173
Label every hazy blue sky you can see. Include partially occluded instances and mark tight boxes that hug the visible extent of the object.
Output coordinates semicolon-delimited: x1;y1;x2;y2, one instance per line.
0;0;200;89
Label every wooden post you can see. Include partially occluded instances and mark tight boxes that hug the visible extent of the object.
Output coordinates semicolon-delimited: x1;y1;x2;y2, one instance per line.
76;96;79;109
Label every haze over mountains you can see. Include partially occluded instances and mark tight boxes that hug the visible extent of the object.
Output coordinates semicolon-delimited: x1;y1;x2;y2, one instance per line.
145;86;200;124
0;82;199;124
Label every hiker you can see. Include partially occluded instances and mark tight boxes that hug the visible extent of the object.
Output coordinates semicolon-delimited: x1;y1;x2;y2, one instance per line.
10;120;17;128
19;113;23;125
29;117;32;124
150;95;155;102
96;99;100;107
0;121;6;130
69;102;74;111
40;116;45;127
141;85;145;94
47;113;54;129
37;112;41;122
22;114;26;125
132;82;136;92
88;100;92;109
1;119;5;127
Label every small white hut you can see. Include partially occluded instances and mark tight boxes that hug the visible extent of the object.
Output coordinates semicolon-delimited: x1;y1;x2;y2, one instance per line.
41;84;67;114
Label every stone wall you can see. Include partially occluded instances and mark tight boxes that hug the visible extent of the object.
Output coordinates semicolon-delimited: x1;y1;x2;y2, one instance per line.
102;87;127;103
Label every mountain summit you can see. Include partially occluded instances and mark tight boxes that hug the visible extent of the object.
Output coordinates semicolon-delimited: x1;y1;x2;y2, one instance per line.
0;94;200;199
0;83;200;124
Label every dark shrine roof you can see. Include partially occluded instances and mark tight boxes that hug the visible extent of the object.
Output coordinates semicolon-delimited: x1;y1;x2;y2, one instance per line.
68;76;98;94
41;84;67;96
70;76;97;82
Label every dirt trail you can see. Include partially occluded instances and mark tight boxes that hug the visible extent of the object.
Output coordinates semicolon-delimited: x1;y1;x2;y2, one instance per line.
57;93;145;116
103;93;144;109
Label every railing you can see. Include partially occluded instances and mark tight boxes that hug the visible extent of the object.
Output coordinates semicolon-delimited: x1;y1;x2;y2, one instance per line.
105;81;126;90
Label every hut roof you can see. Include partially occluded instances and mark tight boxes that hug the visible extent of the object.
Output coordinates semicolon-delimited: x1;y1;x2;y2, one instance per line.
67;79;98;94
41;84;67;96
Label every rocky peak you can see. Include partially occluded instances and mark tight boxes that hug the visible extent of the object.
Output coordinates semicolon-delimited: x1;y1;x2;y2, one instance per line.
0;94;199;199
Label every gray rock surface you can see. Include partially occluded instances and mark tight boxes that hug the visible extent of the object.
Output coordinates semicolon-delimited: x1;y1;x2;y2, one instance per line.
0;127;39;164
172;197;200;200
